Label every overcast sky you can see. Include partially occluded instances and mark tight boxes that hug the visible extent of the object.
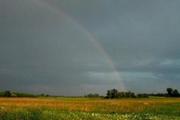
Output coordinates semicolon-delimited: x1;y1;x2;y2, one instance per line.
1;0;180;95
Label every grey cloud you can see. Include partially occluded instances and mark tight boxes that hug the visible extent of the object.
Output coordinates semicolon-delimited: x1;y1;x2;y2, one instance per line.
1;0;180;95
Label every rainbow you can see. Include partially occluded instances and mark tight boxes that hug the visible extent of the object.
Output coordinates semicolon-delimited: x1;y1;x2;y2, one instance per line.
31;0;125;90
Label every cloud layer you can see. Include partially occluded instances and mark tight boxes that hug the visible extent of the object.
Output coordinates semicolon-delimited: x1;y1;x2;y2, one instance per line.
1;0;180;95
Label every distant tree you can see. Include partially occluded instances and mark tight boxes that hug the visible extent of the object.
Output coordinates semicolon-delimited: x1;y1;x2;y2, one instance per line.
111;89;118;98
106;89;118;98
137;94;148;98
106;90;112;98
45;94;49;97
117;92;125;98
172;89;179;97
4;91;12;97
40;93;45;97
117;91;136;98
167;88;173;96
85;93;100;98
127;91;136;98
166;88;180;97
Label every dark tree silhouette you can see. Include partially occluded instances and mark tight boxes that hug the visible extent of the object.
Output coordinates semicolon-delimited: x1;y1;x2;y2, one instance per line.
4;91;12;97
106;89;136;98
106;90;111;98
172;89;179;97
167;88;173;96
111;89;118;98
106;89;118;98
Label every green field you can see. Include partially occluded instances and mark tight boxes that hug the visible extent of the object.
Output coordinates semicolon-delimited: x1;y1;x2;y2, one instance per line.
0;97;180;120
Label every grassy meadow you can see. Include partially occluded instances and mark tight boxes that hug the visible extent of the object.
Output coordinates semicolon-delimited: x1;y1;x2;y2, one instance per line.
0;97;180;120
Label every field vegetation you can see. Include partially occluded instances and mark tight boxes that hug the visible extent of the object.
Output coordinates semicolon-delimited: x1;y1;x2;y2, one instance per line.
0;97;180;120
0;88;179;119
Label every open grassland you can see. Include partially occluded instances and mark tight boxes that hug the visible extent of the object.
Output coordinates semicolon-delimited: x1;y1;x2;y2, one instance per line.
0;97;180;120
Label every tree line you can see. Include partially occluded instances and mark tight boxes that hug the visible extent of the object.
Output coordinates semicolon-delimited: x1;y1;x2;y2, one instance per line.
0;90;42;97
0;87;179;98
105;88;180;98
85;88;180;98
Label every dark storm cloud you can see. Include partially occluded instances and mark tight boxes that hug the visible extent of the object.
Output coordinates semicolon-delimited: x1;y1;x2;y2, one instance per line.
1;0;180;95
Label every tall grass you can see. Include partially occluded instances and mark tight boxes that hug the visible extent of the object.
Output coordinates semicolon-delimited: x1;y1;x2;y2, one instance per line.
0;108;180;120
0;97;180;120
